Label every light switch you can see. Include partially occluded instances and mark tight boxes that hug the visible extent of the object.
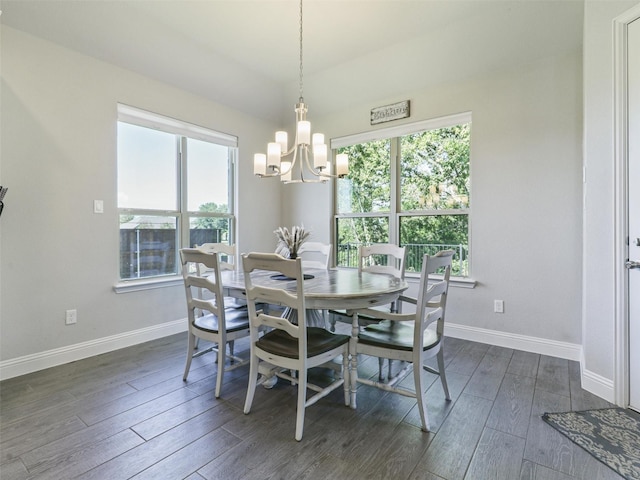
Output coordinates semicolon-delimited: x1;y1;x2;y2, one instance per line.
94;200;104;214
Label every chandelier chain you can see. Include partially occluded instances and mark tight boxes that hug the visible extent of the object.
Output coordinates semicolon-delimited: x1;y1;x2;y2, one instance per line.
299;0;304;101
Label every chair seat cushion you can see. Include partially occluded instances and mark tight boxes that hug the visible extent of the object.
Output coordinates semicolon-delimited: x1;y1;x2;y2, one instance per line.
257;327;349;359
193;308;250;334
359;320;440;352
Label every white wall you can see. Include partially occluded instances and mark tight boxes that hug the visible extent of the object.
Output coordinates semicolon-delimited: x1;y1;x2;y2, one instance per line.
286;51;584;351
582;0;640;400
0;27;281;370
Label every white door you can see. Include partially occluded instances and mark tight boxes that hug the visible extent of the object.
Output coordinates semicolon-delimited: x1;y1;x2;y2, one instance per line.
629;16;640;412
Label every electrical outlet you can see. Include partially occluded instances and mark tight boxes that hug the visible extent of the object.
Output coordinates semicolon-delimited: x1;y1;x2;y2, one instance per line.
93;200;104;214
65;309;77;325
494;300;504;313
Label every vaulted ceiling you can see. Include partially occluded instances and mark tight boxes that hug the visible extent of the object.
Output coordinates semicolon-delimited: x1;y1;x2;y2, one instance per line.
1;0;584;122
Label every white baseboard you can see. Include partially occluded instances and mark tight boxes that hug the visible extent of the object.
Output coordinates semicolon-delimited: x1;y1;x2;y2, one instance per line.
581;366;616;404
444;322;619;403
445;322;582;361
0;318;597;396
0;319;187;381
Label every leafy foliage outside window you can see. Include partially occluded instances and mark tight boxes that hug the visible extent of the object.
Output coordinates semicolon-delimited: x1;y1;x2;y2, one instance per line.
335;119;470;276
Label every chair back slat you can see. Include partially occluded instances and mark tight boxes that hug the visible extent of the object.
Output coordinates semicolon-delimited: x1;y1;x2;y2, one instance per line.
184;274;217;291
189;297;217;315
196;242;237;272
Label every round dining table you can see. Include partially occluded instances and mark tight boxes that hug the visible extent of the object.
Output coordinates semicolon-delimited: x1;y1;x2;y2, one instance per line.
220;267;409;390
220;267;408;313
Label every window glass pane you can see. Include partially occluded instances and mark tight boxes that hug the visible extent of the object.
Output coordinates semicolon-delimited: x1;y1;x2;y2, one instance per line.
187;138;230;212
400;215;469;276
400;124;470;211
337;139;391;213
189;217;231;247
117;123;177;210
119;214;177;279
336;216;389;267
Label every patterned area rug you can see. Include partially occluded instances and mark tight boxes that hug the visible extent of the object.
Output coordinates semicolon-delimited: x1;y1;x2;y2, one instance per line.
542;408;640;480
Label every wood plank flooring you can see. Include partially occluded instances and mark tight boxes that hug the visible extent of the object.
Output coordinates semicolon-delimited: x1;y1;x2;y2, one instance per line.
0;325;623;480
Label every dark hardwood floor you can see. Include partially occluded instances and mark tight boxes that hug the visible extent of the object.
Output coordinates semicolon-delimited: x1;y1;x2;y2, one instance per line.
0;322;622;480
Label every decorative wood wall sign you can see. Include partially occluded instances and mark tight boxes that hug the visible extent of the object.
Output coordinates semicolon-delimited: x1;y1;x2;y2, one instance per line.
370;100;410;125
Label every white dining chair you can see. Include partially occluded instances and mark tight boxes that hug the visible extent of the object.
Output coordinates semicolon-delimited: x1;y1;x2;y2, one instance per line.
179;248;250;398
298;241;332;327
330;243;406;379
349;250;454;431
242;252;350;441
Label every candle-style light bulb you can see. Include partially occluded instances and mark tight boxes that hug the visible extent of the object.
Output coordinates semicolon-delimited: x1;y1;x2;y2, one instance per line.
254;153;266;176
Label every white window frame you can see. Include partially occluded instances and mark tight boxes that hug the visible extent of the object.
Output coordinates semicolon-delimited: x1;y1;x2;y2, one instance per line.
114;104;238;292
332;111;474;284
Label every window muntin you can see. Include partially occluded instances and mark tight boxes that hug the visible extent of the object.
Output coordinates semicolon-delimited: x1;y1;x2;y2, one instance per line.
334;114;470;276
117;106;236;281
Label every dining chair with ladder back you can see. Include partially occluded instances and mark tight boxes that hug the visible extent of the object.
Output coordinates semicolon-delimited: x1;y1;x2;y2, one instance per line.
194;242;247;355
349;250;454;432
331;243;406;380
180;248;250;398
298;241;332;327
242;252;350;441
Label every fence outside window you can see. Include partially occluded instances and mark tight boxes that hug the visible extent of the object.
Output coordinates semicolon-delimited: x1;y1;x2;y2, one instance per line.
336;243;468;276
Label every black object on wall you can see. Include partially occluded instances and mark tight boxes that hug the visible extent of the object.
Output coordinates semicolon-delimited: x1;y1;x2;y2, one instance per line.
0;186;7;217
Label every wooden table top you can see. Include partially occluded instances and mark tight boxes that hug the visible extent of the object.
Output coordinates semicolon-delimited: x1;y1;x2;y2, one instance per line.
221;268;408;311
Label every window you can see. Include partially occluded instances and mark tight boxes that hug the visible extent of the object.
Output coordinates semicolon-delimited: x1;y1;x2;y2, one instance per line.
117;105;237;281
333;112;470;276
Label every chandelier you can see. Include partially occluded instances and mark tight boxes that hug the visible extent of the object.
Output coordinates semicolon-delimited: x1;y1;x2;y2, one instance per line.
253;0;348;183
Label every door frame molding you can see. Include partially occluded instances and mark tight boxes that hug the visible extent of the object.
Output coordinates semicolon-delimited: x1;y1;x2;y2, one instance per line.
613;4;640;407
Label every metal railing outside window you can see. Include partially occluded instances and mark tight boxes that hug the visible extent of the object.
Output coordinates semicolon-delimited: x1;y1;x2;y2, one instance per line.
337;242;468;277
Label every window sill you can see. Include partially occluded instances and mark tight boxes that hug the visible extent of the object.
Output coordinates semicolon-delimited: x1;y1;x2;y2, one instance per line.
114;275;183;294
335;267;476;289
405;274;476;289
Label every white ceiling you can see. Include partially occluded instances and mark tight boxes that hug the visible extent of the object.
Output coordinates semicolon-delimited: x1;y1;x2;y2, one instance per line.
1;0;584;122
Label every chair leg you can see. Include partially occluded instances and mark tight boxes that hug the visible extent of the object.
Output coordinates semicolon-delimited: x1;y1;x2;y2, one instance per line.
295;369;307;441
414;361;430;432
437;348;451;401
378;357;384;381
343;348;350;406
183;332;196;381
350;353;358;409
229;340;235;363
244;353;259;414
215;340;226;398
